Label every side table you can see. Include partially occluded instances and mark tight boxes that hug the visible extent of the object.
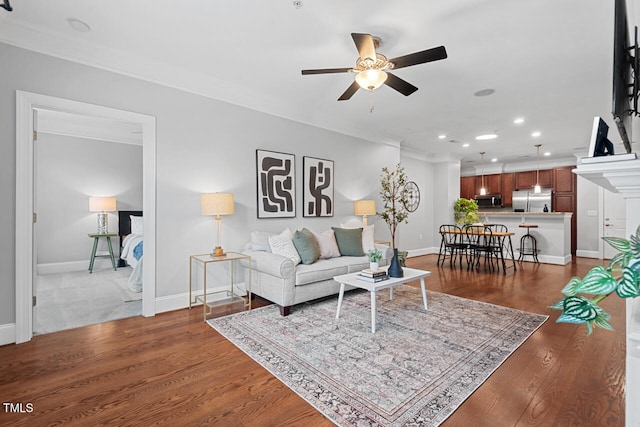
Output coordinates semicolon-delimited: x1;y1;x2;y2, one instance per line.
189;252;252;321
88;232;117;273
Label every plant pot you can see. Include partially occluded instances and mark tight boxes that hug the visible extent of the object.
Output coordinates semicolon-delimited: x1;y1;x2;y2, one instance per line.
388;248;404;278
369;262;379;271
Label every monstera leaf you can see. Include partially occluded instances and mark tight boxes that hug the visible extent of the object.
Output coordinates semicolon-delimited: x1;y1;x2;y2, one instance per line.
552;225;640;335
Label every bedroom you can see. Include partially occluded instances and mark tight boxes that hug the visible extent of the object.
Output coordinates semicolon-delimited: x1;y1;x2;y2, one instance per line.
33;110;143;334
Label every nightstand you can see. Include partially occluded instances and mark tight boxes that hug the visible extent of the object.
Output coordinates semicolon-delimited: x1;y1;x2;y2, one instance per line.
88;232;117;273
189;252;252;321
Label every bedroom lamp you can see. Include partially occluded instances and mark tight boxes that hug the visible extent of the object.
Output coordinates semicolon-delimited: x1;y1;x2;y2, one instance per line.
354;199;376;226
89;196;116;234
201;192;234;257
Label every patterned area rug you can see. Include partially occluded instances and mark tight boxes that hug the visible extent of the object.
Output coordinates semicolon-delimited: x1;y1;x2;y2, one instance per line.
208;286;547;426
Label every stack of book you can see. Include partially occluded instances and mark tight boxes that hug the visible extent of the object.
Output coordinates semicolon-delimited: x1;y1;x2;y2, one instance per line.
357;268;389;282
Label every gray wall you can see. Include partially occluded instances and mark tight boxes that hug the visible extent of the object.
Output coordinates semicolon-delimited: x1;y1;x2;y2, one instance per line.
1;42;440;326
35;133;142;266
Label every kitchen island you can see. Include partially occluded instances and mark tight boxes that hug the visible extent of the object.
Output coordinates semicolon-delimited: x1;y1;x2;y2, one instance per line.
477;212;572;265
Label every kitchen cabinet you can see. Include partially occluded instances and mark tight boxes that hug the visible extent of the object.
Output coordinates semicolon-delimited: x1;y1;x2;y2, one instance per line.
460;176;475;200
553;166;575;193
516;169;552;189
501;173;515;206
475;173;501;195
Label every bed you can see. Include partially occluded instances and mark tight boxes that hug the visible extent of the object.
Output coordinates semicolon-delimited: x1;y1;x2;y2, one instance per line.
118;210;143;293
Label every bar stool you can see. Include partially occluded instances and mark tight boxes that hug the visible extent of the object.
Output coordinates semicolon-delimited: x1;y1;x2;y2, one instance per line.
518;224;539;263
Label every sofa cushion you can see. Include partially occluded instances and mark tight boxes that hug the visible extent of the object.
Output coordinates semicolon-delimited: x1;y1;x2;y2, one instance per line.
295;257;351;286
332;227;365;256
269;228;301;265
311;229;341;259
293;228;321;265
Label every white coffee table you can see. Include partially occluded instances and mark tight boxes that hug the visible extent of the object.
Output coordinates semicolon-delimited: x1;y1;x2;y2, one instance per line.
333;267;431;333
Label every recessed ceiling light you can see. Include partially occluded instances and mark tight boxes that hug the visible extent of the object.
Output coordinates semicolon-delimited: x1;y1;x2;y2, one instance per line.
491;158;498;162
438;134;446;139
531;131;541;137
513;117;525;124
462;143;470;148
474;88;495;97
67;18;91;32
544;152;551;156
475;134;498;140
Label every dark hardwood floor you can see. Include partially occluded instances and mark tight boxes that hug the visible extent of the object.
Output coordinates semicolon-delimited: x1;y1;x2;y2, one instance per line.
0;255;625;426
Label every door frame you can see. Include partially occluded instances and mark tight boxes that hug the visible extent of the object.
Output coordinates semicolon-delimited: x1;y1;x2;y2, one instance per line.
15;91;157;343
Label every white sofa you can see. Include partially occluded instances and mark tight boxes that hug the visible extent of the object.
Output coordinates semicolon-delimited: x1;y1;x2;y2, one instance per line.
241;228;392;316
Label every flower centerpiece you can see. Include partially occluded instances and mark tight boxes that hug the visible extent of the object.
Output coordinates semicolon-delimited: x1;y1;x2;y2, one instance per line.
551;225;640;334
378;163;411;277
453;197;479;226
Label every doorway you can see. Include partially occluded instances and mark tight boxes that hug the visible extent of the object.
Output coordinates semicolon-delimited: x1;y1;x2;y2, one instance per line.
602;188;627;259
15;91;156;343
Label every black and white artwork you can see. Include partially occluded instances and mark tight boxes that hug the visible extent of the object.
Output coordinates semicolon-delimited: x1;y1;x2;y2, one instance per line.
303;156;333;217
256;150;295;218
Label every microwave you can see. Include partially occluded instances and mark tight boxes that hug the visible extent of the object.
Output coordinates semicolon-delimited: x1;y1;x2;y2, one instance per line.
474;194;502;208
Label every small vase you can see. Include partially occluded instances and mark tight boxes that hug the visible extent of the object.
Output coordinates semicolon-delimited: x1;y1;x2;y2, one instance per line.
369;262;379;271
388;248;404;278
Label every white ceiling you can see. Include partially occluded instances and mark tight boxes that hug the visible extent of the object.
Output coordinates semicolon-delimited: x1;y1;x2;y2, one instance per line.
1;0;637;170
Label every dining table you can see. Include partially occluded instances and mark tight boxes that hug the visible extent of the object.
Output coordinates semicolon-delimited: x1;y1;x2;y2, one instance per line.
439;226;517;273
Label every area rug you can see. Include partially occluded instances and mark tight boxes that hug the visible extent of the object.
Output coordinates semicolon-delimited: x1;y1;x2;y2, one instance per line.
208;286;547;426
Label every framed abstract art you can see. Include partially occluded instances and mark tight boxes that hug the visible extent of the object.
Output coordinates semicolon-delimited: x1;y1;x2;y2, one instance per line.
256;150;296;218
303;156;333;217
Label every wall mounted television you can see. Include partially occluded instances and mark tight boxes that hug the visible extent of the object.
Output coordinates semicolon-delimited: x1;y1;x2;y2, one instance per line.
612;0;638;154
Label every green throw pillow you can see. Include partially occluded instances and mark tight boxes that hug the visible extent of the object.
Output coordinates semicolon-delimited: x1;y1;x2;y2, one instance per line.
293;228;321;264
331;227;365;256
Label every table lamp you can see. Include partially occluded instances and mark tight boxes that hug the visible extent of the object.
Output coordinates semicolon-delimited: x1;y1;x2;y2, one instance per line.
89;196;116;234
201;193;235;257
354;199;376;226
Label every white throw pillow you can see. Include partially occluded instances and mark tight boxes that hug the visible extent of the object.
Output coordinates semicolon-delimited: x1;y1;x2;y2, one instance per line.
250;231;274;252
311;229;341;259
268;228;301;265
341;222;375;253
130;216;143;236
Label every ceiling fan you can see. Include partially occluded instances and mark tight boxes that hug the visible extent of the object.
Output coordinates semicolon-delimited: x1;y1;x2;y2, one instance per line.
301;33;447;101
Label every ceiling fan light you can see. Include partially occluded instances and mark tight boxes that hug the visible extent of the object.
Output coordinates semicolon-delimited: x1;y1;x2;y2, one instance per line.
355;70;388;91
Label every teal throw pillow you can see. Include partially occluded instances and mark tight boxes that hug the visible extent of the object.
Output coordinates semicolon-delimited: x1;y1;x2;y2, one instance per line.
331;227;365;256
293;228;321;265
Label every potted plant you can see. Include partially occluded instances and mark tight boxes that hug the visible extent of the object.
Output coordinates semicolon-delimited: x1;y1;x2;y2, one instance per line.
453;198;479;226
551;225;639;334
367;248;383;271
378;163;411;277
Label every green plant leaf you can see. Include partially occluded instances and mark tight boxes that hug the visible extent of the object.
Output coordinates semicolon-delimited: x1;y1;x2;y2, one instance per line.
616;266;640;298
603;236;631;252
549;299;565;310
557;312;587;324
631;234;640;257
562;296;599;321
560;277;582;296
608;251;627;269
593;314;614;331
573;266;617;295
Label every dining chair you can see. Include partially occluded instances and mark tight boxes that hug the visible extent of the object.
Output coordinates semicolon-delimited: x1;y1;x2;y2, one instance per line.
465;225;497;272
438;224;467;268
485;224;509;272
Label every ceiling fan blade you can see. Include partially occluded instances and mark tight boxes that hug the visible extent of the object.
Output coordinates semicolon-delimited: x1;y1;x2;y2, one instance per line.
302;67;352;75
338;81;360;101
389;46;447;70
384;72;418;96
351;33;376;60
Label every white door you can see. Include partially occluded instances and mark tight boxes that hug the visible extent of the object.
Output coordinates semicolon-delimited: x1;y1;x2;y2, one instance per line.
603;189;626;259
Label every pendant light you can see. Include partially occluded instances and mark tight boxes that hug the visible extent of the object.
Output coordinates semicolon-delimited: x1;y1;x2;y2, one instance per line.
534;144;542;194
479;152;487;195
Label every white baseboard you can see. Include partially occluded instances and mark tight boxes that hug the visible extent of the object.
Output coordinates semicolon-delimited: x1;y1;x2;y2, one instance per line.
0;323;16;346
37;260;89;275
514;252;571;265
576;250;600;259
406;247;439;258
155;283;248;314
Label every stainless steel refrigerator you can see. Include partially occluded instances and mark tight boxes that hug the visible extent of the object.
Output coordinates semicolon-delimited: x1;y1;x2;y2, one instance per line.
512;189;552;212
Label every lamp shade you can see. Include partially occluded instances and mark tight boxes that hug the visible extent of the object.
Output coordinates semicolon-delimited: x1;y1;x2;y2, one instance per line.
89;197;116;212
201;193;234;216
354;199;376;216
355;70;388;91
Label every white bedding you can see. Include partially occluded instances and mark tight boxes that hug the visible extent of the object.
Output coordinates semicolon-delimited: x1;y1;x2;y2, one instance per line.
120;233;143;293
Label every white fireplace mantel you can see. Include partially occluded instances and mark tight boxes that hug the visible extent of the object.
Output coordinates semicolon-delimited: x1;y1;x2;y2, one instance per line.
573;158;640;427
